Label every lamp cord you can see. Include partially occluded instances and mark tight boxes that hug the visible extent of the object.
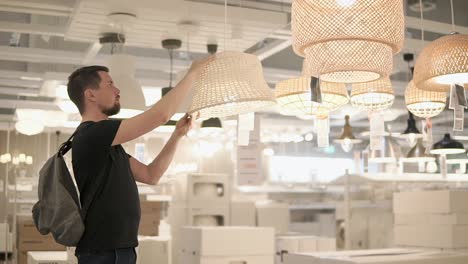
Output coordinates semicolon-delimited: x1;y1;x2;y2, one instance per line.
450;0;455;32
224;0;227;51
419;0;424;44
169;49;173;87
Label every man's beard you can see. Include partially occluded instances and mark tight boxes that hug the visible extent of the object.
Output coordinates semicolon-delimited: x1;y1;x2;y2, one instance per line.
102;102;120;116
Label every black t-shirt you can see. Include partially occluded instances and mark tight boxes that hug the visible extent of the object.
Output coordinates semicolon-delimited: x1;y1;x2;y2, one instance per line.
72;120;140;252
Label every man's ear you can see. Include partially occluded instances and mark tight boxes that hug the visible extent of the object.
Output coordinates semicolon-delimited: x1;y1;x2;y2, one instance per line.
84;89;97;102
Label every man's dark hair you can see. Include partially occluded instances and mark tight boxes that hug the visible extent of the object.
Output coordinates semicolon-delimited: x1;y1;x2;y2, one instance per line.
67;65;109;114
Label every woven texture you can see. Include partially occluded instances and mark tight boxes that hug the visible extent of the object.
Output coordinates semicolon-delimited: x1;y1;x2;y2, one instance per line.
405;80;446;118
188;51;276;119
351;77;394;111
275;77;349;117
292;0;404;83
414;34;468;92
302;40;393;83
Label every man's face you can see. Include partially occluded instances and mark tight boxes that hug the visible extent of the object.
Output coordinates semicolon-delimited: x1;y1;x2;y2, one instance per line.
95;71;121;116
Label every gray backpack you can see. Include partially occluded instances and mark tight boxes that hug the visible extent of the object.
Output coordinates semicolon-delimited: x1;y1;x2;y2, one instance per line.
32;132;92;246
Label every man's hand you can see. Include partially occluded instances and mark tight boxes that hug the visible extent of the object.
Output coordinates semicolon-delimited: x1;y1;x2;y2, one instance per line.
173;113;197;138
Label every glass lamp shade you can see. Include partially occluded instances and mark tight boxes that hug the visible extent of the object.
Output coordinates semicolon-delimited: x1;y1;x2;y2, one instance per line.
293;0;404;83
402;138;435;162
275;77;348;117
15;120;44;136
414;34;468;92
405;80;446;118
350;77;394;111
188;51;276;119
430;133;466;155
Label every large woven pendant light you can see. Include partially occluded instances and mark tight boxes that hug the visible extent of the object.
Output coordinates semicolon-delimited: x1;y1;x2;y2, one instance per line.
275;77;348;117
405;80;446;118
350;77;394;111
293;0;405;83
188;51;275;119
414;33;468;92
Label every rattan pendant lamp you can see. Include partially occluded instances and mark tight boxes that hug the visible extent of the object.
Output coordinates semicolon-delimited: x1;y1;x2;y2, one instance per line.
413;0;468;92
350;77;394;111
275;77;349;117
293;0;405;83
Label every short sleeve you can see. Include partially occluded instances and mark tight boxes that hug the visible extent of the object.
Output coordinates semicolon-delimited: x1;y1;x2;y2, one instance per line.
80;119;121;150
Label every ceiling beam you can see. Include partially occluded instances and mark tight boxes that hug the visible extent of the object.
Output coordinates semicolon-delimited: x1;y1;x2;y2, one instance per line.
254;39;292;61
0;21;66;37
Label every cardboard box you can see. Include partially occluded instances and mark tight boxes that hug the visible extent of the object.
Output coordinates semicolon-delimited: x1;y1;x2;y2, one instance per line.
172;173;230;207
394;225;468;249
178;254;273;264
179;226;275;257
394;190;468;214
276;236;336;264
66;247;77;264
17;218;65;252
19;251;65;264
137;236;171;264
27;251;67;264
230;200;256;226
395;213;468;225
256;202;289;235
140;201;162;214
283;250;468;264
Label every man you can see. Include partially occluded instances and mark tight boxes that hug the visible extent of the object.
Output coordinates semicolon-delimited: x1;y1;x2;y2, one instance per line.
66;57;210;264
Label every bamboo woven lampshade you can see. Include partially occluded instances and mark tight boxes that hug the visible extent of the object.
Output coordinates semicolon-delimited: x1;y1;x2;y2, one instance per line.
293;0;405;83
188;51;276;119
405;80;446;118
275;77;349;116
413;34;468;92
350;77;394;111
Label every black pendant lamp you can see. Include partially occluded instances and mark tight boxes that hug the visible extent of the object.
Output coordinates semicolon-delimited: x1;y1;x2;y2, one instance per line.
430;133;466;155
398;111;423;147
161;39;182;97
201;118;222;129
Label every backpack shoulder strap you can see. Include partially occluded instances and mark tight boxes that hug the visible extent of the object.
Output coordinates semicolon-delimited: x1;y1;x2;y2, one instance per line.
58;130;78;156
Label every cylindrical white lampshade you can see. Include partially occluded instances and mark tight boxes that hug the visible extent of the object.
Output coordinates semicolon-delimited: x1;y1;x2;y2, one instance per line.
188;51;276;119
15;120;44;136
293;0;405;83
107;54;146;113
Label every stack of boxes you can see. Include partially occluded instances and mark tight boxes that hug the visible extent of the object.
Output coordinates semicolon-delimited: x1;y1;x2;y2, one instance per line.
179;226;275;264
230;200;256;226
275;235;336;264
393;190;468;250
255;202;290;235
283;248;468;264
137;236;171;264
169;173;230;263
17;216;65;264
139;200;162;236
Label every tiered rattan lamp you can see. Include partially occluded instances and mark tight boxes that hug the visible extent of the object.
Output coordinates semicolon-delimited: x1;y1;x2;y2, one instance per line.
350;77;395;111
292;0;405;83
188;51;276;119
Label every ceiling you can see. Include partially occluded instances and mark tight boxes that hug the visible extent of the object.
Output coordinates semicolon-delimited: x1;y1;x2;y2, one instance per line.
0;0;467;140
